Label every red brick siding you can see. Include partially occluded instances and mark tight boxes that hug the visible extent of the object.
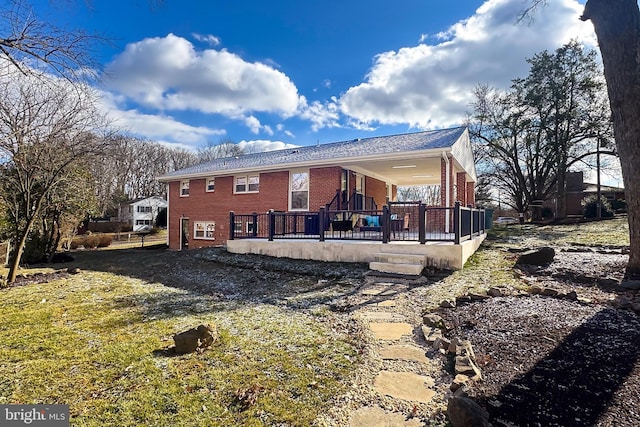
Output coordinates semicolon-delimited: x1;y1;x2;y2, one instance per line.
309;166;342;210
456;172;467;205
365;176;388;208
466;182;475;207
168;167;344;249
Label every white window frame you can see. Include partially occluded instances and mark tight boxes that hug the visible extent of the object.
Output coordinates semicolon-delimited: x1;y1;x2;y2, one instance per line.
289;169;310;211
136;206;152;213
234;174;260;194
206;177;216;192
193;221;215;240
180;180;190;197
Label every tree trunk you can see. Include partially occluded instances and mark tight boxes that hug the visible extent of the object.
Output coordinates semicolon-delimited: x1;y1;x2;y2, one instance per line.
582;0;640;277
7;221;35;284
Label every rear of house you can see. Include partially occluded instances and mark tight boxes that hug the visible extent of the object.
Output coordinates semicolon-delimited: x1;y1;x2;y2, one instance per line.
158;126;478;251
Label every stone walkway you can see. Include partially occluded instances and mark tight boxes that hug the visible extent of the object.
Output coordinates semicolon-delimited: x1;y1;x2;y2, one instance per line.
347;279;441;426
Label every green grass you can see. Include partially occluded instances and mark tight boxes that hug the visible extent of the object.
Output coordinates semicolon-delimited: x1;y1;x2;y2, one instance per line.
0;272;358;426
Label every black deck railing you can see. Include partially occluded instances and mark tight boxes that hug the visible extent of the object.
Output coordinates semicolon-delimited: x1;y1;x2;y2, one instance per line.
230;201;485;244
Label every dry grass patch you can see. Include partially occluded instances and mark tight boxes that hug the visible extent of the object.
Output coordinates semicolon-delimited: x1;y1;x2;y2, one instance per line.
0;271;360;426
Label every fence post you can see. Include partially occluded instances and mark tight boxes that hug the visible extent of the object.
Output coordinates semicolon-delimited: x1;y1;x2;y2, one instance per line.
229;211;235;240
419;203;426;244
319;207;326;242
252;212;258;237
382;205;390;244
268;209;275;241
454;201;461;244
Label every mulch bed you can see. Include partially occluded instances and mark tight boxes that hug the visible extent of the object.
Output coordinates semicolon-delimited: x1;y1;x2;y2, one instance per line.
440;248;640;426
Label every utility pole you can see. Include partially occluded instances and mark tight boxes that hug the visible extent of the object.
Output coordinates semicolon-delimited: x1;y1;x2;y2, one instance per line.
597;137;602;219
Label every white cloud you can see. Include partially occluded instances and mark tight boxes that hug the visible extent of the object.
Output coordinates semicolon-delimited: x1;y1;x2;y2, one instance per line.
238;139;299;154
244;115;274;135
339;0;597;129
284;130;295;138
192;33;221;46
98;90;225;146
297;95;341;131
105;33;301;117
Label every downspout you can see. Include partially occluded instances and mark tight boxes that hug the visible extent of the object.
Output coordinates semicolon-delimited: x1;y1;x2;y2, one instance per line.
442;152;450;233
166;183;170;248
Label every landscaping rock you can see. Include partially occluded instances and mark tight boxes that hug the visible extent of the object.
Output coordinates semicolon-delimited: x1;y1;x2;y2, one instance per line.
67;267;81;274
487;287;504;297
455;355;482;379
469;292;490;301
529;285;543;294
173;324;217;354
541;288;559;297
422;313;446;329
447;396;490;427
421;326;443;344
450;374;471;392
620;280;640;290
516;247;555;266
440;299;456;308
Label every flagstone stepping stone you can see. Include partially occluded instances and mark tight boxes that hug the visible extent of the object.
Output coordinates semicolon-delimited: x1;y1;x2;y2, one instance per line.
379;344;430;364
377;300;397;307
374;371;436;403
357;311;405;322
369;322;413;340
361;288;384;296
349;406;423;427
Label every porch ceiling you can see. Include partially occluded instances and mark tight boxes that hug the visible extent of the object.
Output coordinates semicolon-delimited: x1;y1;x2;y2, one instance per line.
345;156;442;186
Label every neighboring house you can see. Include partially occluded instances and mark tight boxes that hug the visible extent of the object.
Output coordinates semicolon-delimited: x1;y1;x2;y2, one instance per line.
118;196;168;231
564;172;625;216
158;126;478;251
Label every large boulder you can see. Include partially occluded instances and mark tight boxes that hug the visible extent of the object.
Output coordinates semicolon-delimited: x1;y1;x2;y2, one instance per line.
173;324;217;354
516;247;555;266
447;396;490;427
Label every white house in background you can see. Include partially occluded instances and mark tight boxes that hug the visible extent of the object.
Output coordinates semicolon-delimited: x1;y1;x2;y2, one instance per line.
118;196;167;231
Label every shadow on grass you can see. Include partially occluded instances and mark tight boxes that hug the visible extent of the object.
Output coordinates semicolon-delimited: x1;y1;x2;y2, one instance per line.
478;307;640;426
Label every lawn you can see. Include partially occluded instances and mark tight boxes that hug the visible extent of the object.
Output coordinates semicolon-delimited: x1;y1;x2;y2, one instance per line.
0;261;362;426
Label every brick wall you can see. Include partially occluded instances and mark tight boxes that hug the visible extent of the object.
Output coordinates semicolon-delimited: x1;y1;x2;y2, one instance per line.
466;181;475;207
168;167;343;249
310;166;342;210
365;176;388;208
456;172;467;205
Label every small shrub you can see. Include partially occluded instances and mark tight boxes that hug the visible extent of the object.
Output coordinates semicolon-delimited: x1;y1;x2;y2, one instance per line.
582;195;614;218
84;234;101;249
97;234;113;248
70;237;84;250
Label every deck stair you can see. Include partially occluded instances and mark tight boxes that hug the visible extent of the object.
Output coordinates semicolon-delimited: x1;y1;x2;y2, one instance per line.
369;252;427;275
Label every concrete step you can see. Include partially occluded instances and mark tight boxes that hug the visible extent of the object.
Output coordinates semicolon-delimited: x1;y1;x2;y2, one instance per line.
369;261;424;276
374;253;427;266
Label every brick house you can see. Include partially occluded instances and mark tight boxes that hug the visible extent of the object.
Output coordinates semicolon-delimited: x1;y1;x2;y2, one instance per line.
158;126;477;251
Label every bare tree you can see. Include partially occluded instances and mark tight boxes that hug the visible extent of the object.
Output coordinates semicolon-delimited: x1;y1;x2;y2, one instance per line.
471;42;613;219
397;185;441;205
0;0;99;81
197;139;244;162
0;67;110;284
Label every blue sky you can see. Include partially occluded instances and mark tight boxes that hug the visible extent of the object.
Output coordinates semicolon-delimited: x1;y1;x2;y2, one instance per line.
34;0;596;154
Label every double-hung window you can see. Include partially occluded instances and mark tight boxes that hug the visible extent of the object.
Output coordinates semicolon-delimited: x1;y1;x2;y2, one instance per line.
180;180;190;197
194;222;215;240
290;170;309;210
206;177;215;192
235;174;259;193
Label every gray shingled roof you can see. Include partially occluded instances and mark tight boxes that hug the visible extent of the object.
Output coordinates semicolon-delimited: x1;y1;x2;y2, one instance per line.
159;126;466;180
